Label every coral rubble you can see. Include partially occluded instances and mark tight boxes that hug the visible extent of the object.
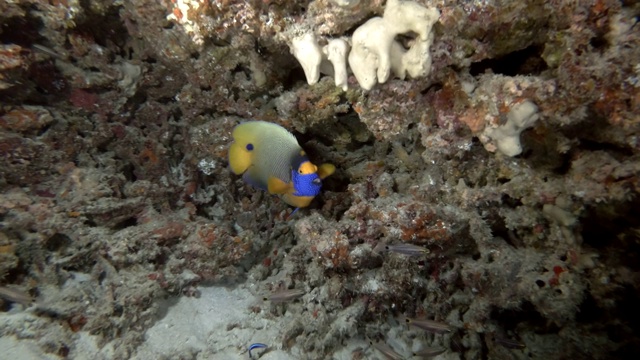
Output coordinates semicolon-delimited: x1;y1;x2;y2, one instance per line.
1;0;639;359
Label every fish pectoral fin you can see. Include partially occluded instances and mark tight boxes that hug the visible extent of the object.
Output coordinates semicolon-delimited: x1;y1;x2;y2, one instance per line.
317;163;336;179
267;177;291;194
228;142;253;175
282;194;314;208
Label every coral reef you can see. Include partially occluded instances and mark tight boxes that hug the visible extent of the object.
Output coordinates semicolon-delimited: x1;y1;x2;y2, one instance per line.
1;0;639;359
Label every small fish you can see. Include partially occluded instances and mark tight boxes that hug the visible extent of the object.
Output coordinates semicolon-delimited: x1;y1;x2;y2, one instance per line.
263;288;305;303
401;316;452;334
32;44;63;59
248;343;268;359
375;243;430;257
494;336;525;350
0;286;34;306
228;121;335;210
370;341;404;360
413;346;447;357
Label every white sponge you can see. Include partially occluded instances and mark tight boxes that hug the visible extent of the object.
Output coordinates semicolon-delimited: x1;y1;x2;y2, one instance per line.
348;17;396;90
291;33;324;85
287;0;439;90
291;33;350;90
348;0;440;90
322;39;350;91
483;100;540;157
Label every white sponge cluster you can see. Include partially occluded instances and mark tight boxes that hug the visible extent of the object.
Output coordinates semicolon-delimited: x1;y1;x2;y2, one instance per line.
288;0;440;91
290;34;350;91
482;100;540;157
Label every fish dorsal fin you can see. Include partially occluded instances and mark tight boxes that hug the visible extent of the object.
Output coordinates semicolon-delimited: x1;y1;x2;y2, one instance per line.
267;176;291;195
317;163;336;179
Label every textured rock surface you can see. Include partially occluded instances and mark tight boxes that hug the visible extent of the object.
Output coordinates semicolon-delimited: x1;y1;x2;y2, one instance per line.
1;0;639;359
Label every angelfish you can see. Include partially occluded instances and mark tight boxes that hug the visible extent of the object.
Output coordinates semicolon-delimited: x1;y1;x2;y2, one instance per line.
228;121;335;209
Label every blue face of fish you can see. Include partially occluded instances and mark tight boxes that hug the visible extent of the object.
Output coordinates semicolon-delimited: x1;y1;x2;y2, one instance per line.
291;170;322;196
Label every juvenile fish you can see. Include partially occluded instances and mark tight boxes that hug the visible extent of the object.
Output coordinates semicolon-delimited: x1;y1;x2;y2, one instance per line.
0;286;34;306
413;346;447;357
402;317;452;334
378;243;430;257
32;44;63;59
263;289;305;303
248;343;268;359
371;341;404;360
494;336;525;349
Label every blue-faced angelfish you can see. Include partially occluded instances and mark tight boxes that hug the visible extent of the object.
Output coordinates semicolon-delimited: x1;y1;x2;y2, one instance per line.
228;121;335;209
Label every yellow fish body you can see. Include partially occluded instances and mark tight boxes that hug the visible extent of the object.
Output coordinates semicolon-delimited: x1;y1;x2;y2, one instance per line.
229;121;335;208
